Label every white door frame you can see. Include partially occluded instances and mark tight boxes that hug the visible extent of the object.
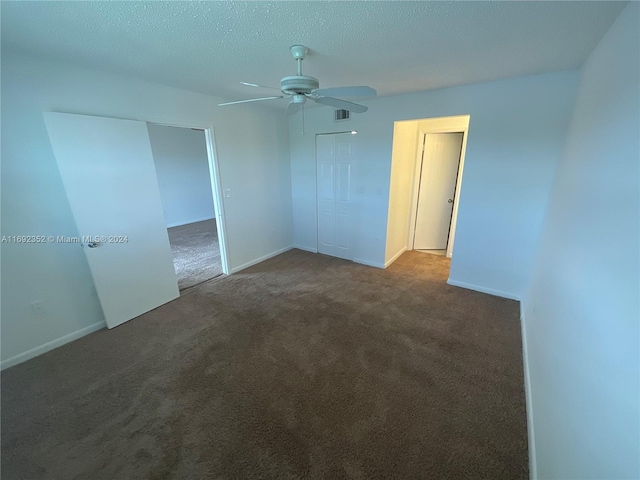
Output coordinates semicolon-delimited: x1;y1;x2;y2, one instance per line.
150;121;230;275
407;115;470;258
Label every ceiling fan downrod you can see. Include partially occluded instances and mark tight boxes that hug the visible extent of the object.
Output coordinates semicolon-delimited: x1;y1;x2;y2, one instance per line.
290;45;309;77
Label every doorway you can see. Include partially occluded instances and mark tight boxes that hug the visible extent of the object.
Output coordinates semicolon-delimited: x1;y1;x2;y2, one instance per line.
147;124;225;291
413;132;464;256
45;112;230;329
405;116;469;259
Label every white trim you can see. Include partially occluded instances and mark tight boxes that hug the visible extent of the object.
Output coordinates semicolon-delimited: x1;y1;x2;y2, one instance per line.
1;321;106;370
314;134;320;253
229;245;294;274
446;278;520;301
446;127;469;258
353;258;385;269
203;127;230;275
293;244;318;253
166;215;216;229
520;304;537;480
384;246;407;268
407;128;426;249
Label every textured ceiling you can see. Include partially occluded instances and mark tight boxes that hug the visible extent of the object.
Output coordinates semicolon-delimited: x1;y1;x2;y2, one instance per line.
1;1;627;104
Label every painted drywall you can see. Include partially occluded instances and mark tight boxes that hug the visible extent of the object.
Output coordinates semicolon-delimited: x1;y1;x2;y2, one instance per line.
385;121;419;262
147;124;215;228
290;70;579;297
523;3;640;479
1;53;292;367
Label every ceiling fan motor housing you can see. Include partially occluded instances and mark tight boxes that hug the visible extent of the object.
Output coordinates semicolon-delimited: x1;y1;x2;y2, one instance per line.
280;75;319;95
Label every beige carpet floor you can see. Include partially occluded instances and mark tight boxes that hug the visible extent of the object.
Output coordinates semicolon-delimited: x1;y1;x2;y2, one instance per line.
167;219;222;291
1;249;528;479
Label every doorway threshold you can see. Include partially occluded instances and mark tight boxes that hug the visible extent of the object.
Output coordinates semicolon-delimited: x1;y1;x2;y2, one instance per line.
416;249;446;256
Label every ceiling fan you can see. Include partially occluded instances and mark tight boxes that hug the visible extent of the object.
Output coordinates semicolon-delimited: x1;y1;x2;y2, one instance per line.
218;45;376;116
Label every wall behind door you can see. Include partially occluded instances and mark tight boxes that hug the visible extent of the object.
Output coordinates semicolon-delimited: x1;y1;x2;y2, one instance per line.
386;120;419;261
523;3;639;477
147;124;215;228
1;53;292;368
290;70;579;298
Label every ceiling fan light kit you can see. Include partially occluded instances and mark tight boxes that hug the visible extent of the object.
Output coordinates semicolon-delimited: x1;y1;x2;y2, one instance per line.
218;44;376;126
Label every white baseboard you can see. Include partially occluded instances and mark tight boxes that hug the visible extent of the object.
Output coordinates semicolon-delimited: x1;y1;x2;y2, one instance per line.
166;215;216;228
293;244;318;253
446;278;521;301
384;246;407;268
520;304;537;480
1;320;106;371
230;245;294;274
353;258;385;269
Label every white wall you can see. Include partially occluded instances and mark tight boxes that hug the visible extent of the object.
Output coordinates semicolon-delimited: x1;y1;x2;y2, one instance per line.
0;53;293;367
147;124;215;228
523;3;640;479
385;120;419;263
290;71;579;297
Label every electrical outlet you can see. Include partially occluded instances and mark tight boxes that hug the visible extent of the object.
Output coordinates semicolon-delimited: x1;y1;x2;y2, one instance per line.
224;188;232;198
31;301;46;315
89;286;97;297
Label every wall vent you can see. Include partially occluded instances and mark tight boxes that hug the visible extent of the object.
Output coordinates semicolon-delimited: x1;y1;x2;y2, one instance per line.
334;109;350;121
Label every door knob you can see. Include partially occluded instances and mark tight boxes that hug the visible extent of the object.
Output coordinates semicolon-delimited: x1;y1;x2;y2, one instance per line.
447;199;453;204
87;242;100;248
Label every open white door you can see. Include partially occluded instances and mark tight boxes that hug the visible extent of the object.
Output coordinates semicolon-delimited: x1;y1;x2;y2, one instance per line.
414;133;463;250
44;112;179;329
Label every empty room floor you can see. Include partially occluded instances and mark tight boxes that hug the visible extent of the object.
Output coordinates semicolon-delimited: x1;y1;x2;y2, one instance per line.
1;250;528;479
167;219;222;290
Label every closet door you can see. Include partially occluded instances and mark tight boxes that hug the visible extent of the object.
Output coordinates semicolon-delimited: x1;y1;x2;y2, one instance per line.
316;134;354;260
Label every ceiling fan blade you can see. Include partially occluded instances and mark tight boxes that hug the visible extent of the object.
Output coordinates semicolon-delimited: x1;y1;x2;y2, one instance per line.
218;96;284;106
285;101;303;116
240;82;281;91
312;86;376;98
314;96;368;113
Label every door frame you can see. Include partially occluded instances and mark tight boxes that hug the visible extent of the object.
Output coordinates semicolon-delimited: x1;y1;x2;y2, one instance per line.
150;121;230;275
407;115;470;258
